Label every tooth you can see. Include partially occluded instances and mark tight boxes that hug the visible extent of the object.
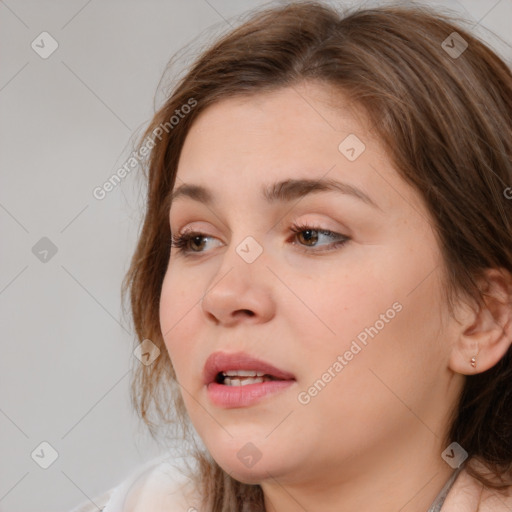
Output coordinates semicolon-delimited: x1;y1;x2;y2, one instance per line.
223;370;268;377
240;377;264;386
223;377;269;386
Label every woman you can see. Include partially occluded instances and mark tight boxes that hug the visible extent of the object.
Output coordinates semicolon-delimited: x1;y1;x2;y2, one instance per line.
105;1;512;510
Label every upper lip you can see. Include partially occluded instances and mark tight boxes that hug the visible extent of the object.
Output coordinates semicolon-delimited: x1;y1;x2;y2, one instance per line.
203;351;296;385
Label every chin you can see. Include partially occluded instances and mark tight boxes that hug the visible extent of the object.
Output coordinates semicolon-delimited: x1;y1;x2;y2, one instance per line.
228;468;267;485
207;442;295;485
194;421;301;481
217;457;276;485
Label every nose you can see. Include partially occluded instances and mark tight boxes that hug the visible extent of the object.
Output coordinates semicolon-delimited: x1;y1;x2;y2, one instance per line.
201;245;275;327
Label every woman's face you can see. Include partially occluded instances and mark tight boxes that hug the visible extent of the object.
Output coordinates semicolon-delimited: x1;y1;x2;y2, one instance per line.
159;83;463;488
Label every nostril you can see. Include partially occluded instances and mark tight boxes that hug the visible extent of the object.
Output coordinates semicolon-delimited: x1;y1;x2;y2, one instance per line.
239;309;255;316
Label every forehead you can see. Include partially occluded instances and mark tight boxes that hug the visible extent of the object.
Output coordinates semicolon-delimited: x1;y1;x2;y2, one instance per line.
176;83;377;175
171;83;415;218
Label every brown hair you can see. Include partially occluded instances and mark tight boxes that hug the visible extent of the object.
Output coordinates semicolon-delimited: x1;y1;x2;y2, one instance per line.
122;1;512;509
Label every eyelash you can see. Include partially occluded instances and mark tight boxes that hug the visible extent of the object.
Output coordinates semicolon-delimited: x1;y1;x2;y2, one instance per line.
170;222;350;256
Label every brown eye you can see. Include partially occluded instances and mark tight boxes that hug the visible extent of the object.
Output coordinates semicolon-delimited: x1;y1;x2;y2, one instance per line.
289;223;350;254
170;232;222;255
297;229;319;246
189;235;207;251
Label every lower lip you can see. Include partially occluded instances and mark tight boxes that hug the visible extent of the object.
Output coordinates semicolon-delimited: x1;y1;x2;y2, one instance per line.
207;380;295;408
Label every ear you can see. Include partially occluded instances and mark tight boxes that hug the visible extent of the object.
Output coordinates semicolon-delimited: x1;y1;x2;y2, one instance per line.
449;268;512;375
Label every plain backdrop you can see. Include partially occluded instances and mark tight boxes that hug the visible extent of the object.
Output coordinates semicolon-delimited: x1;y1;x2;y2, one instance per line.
1;1;511;511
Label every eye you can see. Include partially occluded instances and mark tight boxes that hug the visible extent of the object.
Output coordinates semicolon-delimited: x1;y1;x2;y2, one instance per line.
288;222;350;253
170;230;221;254
170;223;350;256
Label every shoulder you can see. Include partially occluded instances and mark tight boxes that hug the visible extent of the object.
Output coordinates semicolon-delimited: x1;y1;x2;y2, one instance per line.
442;463;512;512
103;455;202;512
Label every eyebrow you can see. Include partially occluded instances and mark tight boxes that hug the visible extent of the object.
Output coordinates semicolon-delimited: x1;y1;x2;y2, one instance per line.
169;177;380;210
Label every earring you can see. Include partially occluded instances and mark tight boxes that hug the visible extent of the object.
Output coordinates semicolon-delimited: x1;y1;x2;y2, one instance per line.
470;356;477;368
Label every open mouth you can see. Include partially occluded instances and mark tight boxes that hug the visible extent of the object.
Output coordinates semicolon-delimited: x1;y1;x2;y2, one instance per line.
215;370;284;386
203;352;296;407
203;351;295;386
207;365;295;408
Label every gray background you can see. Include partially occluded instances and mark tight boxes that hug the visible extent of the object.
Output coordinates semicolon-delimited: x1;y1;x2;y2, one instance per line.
1;1;511;511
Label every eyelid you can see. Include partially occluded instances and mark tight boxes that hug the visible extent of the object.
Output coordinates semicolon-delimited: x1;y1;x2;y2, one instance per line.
172;222;224;241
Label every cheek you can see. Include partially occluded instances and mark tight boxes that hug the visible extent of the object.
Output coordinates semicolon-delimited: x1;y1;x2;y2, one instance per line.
159;269;204;377
283;264;399;353
291;246;447;386
159;261;206;325
291;285;445;448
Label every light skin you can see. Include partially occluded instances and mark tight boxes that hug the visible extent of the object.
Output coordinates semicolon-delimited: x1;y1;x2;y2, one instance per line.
159;82;512;512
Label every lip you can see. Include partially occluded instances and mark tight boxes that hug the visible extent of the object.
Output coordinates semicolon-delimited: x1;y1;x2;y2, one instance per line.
203;351;295;385
203;351;296;408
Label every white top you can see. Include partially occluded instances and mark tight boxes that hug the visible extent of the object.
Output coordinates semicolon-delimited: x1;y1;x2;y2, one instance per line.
102;455;201;512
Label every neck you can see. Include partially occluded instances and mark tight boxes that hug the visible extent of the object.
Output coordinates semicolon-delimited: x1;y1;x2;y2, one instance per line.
261;430;456;512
